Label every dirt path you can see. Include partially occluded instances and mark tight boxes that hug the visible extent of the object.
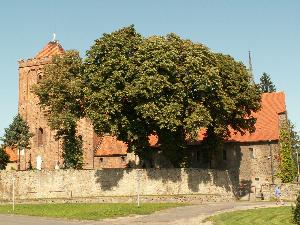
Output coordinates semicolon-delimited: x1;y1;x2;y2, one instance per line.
0;201;281;225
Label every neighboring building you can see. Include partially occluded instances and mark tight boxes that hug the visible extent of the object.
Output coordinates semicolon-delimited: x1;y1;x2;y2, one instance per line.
4;147;18;170
190;92;286;187
14;41;287;187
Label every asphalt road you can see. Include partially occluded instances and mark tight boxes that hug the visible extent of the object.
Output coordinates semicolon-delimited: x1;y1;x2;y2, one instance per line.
0;201;280;225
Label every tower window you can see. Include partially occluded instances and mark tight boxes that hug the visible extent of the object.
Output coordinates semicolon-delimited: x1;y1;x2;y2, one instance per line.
37;74;43;83
249;148;255;159
37;128;44;147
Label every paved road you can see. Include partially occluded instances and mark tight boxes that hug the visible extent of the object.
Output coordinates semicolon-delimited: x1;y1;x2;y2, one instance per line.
0;201;281;225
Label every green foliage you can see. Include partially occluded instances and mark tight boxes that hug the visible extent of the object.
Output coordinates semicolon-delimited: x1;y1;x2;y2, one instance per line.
0;203;185;220
1;114;32;151
259;72;276;93
84;26;261;166
293;194;300;224
33;50;84;169
61;123;84;169
0;145;9;170
202;53;261;148
208;206;293;225
288;120;300;177
278;123;297;183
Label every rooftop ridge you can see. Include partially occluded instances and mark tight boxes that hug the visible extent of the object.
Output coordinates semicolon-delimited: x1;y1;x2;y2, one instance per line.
35;41;65;59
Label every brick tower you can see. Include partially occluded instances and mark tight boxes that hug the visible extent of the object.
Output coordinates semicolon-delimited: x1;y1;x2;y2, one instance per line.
18;41;95;170
18;41;65;170
17;40;131;170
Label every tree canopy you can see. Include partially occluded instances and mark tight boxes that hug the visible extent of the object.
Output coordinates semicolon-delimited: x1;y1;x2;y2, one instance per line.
0;114;32;170
34;25;261;167
1;114;32;150
259;72;276;93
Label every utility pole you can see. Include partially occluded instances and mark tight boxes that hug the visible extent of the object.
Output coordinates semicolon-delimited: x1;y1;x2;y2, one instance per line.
136;169;141;207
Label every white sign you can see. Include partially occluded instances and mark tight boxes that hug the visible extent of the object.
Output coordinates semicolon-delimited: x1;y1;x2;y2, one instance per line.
36;156;42;170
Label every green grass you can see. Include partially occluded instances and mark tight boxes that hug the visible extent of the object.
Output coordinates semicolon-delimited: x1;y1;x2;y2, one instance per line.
0;203;186;220
208;206;294;225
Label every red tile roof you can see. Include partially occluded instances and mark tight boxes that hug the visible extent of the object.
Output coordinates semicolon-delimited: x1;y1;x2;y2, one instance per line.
94;136;128;156
4;147;17;162
198;92;286;142
94;134;158;156
35;41;64;59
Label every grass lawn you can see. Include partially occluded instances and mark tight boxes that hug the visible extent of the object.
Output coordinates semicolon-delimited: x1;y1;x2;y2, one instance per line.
208;206;294;225
0;203;186;220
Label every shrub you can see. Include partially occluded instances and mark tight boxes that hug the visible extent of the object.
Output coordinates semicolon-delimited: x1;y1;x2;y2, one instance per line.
292;194;300;224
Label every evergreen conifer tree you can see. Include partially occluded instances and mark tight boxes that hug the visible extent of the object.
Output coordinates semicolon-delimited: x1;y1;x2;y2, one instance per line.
259;72;276;93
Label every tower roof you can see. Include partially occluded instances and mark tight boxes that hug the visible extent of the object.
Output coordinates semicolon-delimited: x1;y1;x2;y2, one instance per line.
35;41;65;59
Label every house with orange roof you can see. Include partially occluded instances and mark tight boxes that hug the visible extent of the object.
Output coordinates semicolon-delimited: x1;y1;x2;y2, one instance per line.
4;147;18;170
188;92;286;187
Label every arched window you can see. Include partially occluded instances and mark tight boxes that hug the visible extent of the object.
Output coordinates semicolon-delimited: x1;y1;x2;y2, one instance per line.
37;128;44;147
37;72;43;83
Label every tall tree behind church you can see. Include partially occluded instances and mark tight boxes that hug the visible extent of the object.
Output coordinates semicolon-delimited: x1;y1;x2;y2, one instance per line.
259;72;276;93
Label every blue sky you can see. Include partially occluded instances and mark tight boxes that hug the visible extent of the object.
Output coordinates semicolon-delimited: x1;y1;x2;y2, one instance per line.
0;0;299;138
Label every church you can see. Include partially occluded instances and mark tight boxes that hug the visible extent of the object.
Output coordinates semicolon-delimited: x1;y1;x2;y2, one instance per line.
7;40;286;187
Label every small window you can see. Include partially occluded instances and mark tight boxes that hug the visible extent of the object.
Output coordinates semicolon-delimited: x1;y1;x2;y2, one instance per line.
37;74;42;83
249;148;254;159
99;158;103;162
222;149;227;161
37;128;44;147
121;156;126;162
255;177;259;181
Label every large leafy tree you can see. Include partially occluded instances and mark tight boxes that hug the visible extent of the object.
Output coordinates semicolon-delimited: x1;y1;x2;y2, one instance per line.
84;26;261;166
1;114;32;169
259;72;276;93
33;50;84;169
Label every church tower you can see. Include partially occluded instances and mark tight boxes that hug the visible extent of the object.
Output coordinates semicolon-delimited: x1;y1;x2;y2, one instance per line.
18;41;65;170
17;39;129;170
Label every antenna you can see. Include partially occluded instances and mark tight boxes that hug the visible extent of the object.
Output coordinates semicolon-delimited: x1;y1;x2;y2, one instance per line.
52;33;56;42
248;51;254;83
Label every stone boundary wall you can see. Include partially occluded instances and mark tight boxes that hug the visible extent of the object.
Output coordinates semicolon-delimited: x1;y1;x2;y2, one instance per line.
261;183;300;201
0;169;234;203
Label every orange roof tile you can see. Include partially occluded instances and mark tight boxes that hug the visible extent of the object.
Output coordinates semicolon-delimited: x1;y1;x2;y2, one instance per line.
198;92;286;142
4;147;17;162
94;136;128;156
94;134;158;156
35;41;64;59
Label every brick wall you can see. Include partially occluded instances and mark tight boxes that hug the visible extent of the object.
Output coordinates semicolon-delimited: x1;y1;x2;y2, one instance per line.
18;58;62;170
